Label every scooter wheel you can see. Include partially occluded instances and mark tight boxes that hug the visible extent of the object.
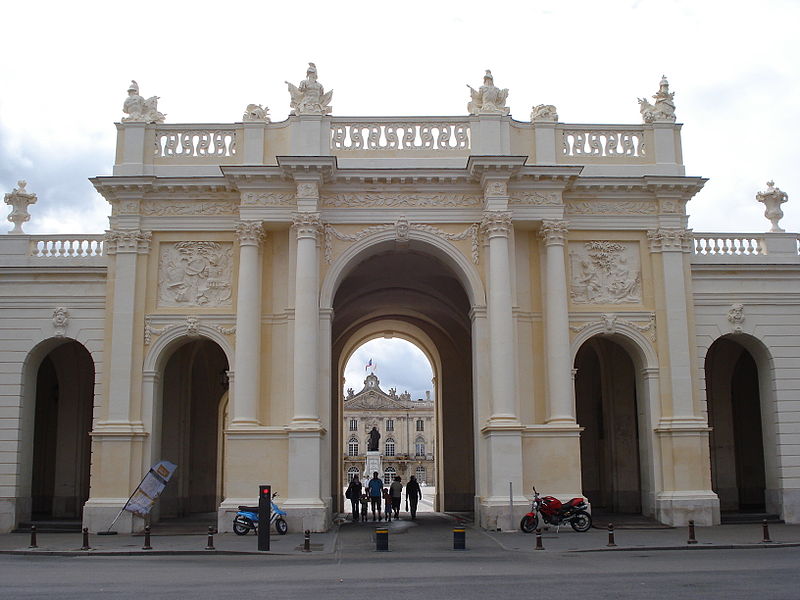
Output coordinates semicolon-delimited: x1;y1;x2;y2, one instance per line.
275;517;288;535
520;514;538;533
570;510;592;532
233;516;253;536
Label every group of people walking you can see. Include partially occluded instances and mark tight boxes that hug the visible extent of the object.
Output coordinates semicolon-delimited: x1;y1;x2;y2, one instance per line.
346;472;423;522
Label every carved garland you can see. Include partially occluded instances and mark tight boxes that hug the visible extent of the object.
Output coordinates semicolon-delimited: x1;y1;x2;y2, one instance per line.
144;315;236;345
570;313;656;342
324;217;480;264
321;193;482;208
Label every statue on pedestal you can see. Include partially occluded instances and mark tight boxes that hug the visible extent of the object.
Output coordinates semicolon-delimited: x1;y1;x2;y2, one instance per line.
122;80;165;124
638;75;676;123
286;62;333;116
467;70;509;116
367;426;381;452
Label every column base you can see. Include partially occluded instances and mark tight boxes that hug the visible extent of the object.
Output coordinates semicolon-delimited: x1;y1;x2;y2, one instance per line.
280;499;331;532
0;497;26;533
770;488;800;523
655;491;720;526
83;498;140;533
478;496;530;531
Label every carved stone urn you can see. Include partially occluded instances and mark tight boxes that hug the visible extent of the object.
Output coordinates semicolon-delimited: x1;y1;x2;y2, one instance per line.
4;180;37;234
756;180;788;233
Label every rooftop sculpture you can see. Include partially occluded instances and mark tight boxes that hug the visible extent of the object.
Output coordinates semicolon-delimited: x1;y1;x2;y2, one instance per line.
638;75;676;123
286;62;333;116
467;70;509;116
757;180;789;232
4;180;36;234
122;80;166;124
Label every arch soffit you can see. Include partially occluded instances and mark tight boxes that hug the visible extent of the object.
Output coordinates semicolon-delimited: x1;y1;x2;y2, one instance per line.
143;325;234;373
320;228;486;310
703;332;775;371
571;322;657;371
22;336;95;380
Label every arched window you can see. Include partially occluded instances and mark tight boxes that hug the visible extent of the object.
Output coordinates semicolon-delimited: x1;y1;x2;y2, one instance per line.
415;436;425;457
416;419;424;432
415;466;426;484
347;467;360;482
348;436;359;456
383;466;396;485
385;438;395;457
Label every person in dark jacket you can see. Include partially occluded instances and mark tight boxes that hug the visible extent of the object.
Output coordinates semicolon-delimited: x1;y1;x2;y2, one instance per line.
345;475;362;521
405;475;423;519
367;471;384;520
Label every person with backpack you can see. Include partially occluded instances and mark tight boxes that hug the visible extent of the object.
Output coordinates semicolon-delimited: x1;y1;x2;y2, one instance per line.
367;471;384;521
345;475;362;521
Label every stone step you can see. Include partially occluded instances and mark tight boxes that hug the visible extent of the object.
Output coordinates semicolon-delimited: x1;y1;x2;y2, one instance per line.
15;520;83;533
720;512;782;524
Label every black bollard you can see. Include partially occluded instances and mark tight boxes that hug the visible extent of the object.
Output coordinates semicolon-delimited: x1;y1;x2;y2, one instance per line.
762;519;773;543
607;523;617;547
29;525;38;549
375;527;389;552
142;525;152;550
453;527;466;550
206;526;215;550
687;520;697;545
303;530;311;552
535;528;544;550
81;527;90;551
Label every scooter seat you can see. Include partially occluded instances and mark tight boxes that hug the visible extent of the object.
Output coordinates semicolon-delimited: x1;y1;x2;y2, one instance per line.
238;506;260;512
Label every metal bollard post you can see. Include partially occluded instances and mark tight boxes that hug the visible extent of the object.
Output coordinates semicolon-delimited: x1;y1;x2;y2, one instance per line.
453;527;466;550
142;525;152;550
375;527;389;552
687;520;697;545
81;527;91;551
535;528;544;550
29;525;38;549
762;519;773;543
303;530;311;552
205;526;215;550
607;523;617;547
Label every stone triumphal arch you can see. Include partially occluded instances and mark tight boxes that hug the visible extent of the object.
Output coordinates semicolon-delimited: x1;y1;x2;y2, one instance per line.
1;68;799;532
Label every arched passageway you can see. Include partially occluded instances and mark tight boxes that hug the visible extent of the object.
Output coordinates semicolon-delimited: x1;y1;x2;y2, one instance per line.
575;337;642;513
705;337;766;512
330;244;474;513
158;338;228;518
31;340;94;520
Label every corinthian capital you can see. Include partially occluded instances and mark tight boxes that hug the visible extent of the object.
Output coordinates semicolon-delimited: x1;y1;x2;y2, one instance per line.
104;229;152;254
647;227;692;252
292;212;323;239
480;211;512;238
235;220;266;247
539;220;569;245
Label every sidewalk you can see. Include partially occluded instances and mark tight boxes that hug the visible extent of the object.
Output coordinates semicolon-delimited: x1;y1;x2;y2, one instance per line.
2;514;799;557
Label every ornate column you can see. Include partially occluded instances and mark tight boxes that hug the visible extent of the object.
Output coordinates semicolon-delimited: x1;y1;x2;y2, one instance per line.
103;229;151;426
480;211;519;424
231;220;265;426
539;220;575;424
291;211;323;425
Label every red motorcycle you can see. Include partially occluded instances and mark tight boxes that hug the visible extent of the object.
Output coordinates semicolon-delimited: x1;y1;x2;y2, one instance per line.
520;486;592;533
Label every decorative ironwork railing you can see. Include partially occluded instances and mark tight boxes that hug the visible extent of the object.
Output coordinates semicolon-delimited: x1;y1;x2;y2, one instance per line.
693;234;766;256
29;236;105;258
331;119;470;152
154;127;237;158
559;126;646;158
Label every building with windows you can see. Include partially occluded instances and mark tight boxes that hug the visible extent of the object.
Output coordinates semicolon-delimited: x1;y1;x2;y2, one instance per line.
343;373;435;488
0;68;799;533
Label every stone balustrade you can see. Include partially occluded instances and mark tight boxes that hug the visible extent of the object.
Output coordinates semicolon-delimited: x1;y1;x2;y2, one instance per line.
29;235;105;258
558;125;647;161
154;126;238;158
330;118;471;153
693;234;766;256
692;232;799;264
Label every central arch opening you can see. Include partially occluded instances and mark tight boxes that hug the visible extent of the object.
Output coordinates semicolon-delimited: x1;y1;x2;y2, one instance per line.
330;243;475;514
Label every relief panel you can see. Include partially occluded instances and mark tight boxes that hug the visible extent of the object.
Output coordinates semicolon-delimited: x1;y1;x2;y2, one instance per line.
158;241;233;307
569;241;641;304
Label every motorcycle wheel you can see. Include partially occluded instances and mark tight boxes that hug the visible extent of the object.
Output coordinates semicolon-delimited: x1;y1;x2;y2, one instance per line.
519;514;538;533
570;510;592;532
233;516;253;536
275;517;288;535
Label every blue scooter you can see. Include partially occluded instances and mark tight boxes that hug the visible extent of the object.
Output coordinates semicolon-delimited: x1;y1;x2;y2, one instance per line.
233;493;288;535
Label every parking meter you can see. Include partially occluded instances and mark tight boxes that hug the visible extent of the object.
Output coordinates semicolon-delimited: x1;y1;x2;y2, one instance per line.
258;484;271;551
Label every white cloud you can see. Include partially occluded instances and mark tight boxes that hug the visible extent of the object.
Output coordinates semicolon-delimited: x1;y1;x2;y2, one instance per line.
344;339;434;402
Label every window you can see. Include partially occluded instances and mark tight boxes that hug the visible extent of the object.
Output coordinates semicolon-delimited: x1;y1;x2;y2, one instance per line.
347;467;360;482
383;466;396;485
348;436;359;456
386;418;394;432
349;418;358;432
416;419;424;432
415;437;425;457
415;466;426;484
385;438;395;457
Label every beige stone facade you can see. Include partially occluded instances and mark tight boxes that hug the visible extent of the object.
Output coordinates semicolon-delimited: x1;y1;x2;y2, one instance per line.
1;75;799;534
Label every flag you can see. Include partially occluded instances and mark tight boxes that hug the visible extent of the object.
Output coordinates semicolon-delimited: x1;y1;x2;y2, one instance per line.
365;358;373;371
123;460;177;518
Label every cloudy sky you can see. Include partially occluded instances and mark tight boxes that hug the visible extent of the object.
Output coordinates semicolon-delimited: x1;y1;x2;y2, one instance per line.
2;0;797;396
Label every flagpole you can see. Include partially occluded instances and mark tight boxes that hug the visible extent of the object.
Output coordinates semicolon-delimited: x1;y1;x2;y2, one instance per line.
97;469;151;535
